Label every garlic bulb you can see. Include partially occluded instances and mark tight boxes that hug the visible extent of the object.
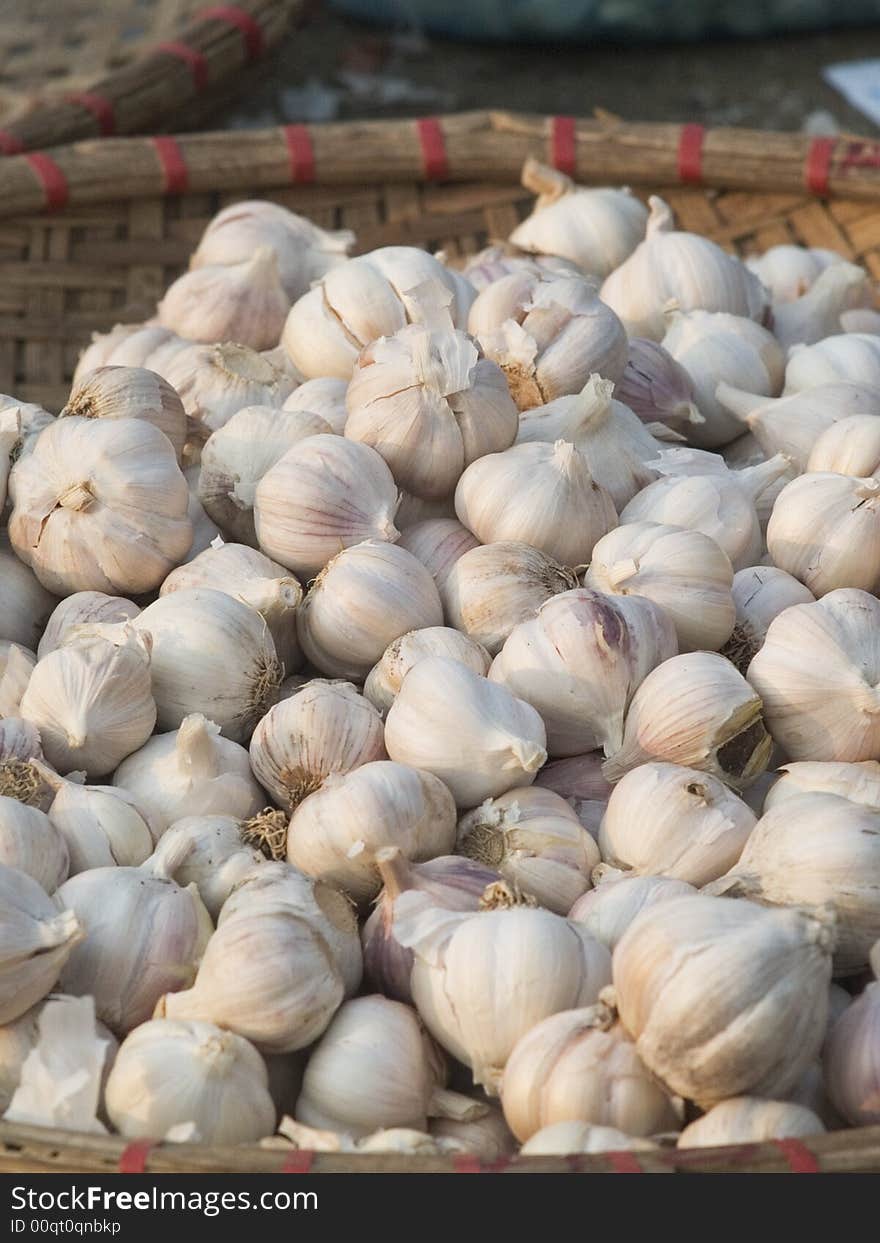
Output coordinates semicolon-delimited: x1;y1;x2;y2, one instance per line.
520;1121;657;1156
160;342;295;435
249;680;386;812
457;787;600;914
615;337;702;435
612;894;835;1103
73;323;177;384
598;761;756;886
114;713;266;835
297;542;443;680
60;366;187;463
198;406;332;547
603;651;772;789
20;627;156;779
764;760;880;812
8;417;191;595
824;978;880;1125
34;761;157;875
0;539;57;652
147;815;264;918
430;1105;517;1160
706;792;880;974
462;244;581;290
0;864;83;1024
133;588;280;742
105;1018;276;1143
0;406;19;511
364;627;491;716
747;589;880;762
569;873;696;952
0;1003;45;1112
767;473;880;596
282;377;349;435
840;307;880;335
254;436;400;578
745;245;844;304
785;333;880;393
439;540;577;656
158;248;289;351
454;439;617;564
0;396;52;465
533;752;612;839
37;592;139;661
600;196;768;340
501;999;679;1142
0;642;34;719
385;656;547;808
489;589;677;758
723;565;815;671
807;414;880;476
287;760;457;903
283;246;475;380
677;1097;824;1148
771;263;869;352
0;793;67;892
585;521;735;653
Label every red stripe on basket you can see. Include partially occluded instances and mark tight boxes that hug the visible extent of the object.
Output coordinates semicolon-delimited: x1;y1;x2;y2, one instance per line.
156;41;210;92
605;1150;646;1173
805;137;836;195
152;136;189;194
281;1149;314;1173
677;123;705;184
774;1139;821;1174
551;115;576;176
283;124;315;183
0;130;23;155
197;6;265;59
65;92;115;136
416;117;448;181
453;1155;482;1173
118;1140;158;1174
24;153;68;211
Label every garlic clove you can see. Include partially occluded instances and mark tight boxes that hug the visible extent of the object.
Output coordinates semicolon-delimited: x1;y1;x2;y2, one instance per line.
785;333;880;393
615;337;702;435
533;751;612;839
807;413;880;476
824;978;880;1125
771;262;869;352
745;244;845;305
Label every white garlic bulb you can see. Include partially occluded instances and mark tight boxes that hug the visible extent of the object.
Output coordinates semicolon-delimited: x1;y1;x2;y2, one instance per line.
764;760;880;813
520;1121;657;1156
0;863;84;1024
37;592;139;660
807;413;880;476
72;322;169;383
0;792;67;892
385;657;547;808
282;377;349;435
745;244;844;304
568;873;696;952
585;521;735;653
677;1097;824;1148
489;589;677;758
723;565;815;671
254;435;400;578
105;1018;275;1144
0;642;34;719
0;538;57;652
615;337;702;436
462;244;581;291
158;248;289;351
430;1105;517;1161
147;815;264;918
785;333;880;393
824;979;880;1125
600;196;768;340
840;307;880;334
612;894;835;1103
768;473;880;596
0;1003;45;1113
0;406;19;512
160;342;295;435
8;417;191;595
60;366;187;462
364;627;491;717
34;761;157;875
771;263;869;352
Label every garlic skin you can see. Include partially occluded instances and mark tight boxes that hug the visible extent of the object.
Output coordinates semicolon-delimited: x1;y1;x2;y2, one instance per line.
37;592;140;661
430;1105;517;1160
385;657;548;808
677;1098;824;1148
147;815;264;918
600;196;768;341
612;894;835;1104
249;680;386;812
454;440;617;565
0;864;84;1024
824;979;880;1125
0;539;58;652
745;245;844;304
767;473;880;597
60;366;187;463
0;642;35;719
585;522;735;653
158;248;289;351
771;263;869;352
0;718;43;768
569;873;696;952
364;627;491;717
105;1018;276;1144
34;762;157;875
520;1121;657;1156
114;713;266;835
615;337;702;435
457;787;600;914
439;541;577;656
297;542;443;681
603;651;772;790
160;342;295;436
20;628;156;779
133;588;280;742
198;406;332;547
8;417;192;596
254;436;400;578
501;1000;680;1143
282;377;349;435
489;589;677;759
723;566;815;672
0;794;68;893
598;762;756;886
785;333;880;393
807;414;880;476
764;760;880;813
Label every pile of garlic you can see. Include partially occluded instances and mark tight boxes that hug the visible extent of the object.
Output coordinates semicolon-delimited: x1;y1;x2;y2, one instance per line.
1;178;879;1163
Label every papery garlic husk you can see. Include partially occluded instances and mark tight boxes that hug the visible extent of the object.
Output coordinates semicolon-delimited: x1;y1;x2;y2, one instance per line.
489;589;677;758
461;243;582;291
785;333;880;393
197;406;332;546
105;1017;275;1143
599;196;768;340
60;366;187;463
454;439;617;564
0;642;34;718
362;848;497;1003
283;246;475;380
249;680;385;812
0;718;43;768
147;815;265;919
282;377;349;435
160;342;295;436
615;337;703;435
722;565;815;672
0;863;83;1024
677;1097;824;1148
745;245;848;304
73;323;176;385
396;516;482;593
158;248;290;350
254;435;400;578
764;760;880;813
597;761;756;886
746;589;880;762
132;588;280;742
0;539;58;653
603;651;772;789
767;473;880;596
364;627;491;717
0;792;68;892
385;656;548;808
394;490;457;529
430;1103;517;1160
705;791;880;974
394;892;611;1094
297;542;443;680
585;521;735;653
520;1120;658;1156
771;262;869;352
501;998;680;1143
824;978;880;1125
19;627;156;779
114;713;266;835
37;592;140;661
457;787;600;914
439;540;577;656
807;413;880;476
534;752;612;839
569;873;696;952
612;893;835;1103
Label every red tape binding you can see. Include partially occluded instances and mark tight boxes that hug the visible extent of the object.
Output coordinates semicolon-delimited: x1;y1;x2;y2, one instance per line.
551;115;576;177
283;124;315;183
0;130;23;155
605;1149;646;1174
197;5;265;59
151;136;189;194
118;1140;157;1174
677;123;705;185
281;1150;314;1174
65;91;115;136
415;117;448;181
774;1139;821;1174
805;137;836;195
156;41;210;92
24;153;68;211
